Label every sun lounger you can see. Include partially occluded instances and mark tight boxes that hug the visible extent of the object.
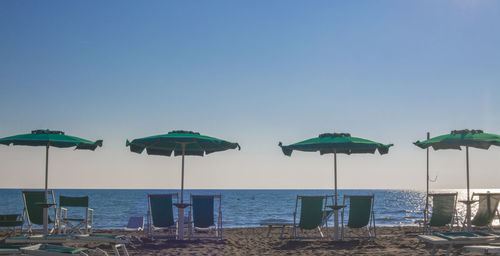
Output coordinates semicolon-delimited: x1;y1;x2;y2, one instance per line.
22;191;58;234
417;231;500;256
5;234;129;256
0;214;23;235
293;195;328;239
341;194;376;239
147;193;178;238
58;196;93;234
188;194;222;239
20;244;109;256
470;192;500;231
465;243;500;255
124;216;144;231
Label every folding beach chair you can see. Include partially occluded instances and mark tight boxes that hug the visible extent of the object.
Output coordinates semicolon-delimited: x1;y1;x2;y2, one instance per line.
341;194;376;239
423;193;459;233
293;195;327;239
20;244;108;256
0;214;23;235
470;192;500;231
147;193;178;238
58;196;93;234
22;191;58;234
188;194;222;239
124;216;144;232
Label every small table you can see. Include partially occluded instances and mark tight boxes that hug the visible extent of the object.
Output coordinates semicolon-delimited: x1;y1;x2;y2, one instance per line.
173;203;191;240
259;219;293;239
35;202;56;208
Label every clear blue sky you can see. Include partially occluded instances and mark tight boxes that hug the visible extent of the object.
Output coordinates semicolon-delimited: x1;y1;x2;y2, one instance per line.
1;0;499;190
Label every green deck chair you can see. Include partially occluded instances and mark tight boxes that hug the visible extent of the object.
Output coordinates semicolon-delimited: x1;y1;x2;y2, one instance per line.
470;192;500;230
0;214;23;235
341;194;376;239
188;194;222;239
293;195;327;239
58;196;93;234
147;193;178;238
425;193;459;233
22;191;58;234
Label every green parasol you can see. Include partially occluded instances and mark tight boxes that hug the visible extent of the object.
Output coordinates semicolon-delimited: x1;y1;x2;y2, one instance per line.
0;129;103;234
279;132;393;241
414;129;500;231
126;130;240;240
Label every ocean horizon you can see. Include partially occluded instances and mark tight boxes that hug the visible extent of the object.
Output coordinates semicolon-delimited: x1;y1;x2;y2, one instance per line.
2;188;497;229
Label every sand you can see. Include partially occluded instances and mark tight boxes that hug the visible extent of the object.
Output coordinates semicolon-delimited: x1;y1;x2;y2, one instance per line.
0;226;486;255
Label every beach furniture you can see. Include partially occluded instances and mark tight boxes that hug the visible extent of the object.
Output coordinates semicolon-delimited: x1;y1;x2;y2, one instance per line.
465;243;500;255
469;192;500;231
293;195;328;239
6;234;129;256
417;231;500;256
259;219;293;238
124;216;144;231
147;193;178;238
19;244;109;256
421;193;459;233
23;190;58;234
0;214;23;235
188;194;222;239
58;196;93;234
341;194;376;239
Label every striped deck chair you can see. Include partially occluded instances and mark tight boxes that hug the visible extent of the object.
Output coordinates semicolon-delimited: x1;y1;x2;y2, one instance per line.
188;194;222;239
425;193;459;233
341;194;376;239
293;195;327;239
147;193;178;238
22;191;58;234
470;192;500;231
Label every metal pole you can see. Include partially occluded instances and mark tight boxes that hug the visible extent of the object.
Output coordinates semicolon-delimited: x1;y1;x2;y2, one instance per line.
466;146;471;231
425;132;430;233
334;150;339;241
43;144;49;235
181;143;186;204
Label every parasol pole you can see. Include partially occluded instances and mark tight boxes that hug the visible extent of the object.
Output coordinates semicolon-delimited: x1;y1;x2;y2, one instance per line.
466;146;471;231
43;144;49;235
425;132;430;233
334;149;339;241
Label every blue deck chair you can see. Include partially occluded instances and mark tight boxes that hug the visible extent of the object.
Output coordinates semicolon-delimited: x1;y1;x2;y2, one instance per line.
147;193;178;238
341;194;376;239
188;194;222;239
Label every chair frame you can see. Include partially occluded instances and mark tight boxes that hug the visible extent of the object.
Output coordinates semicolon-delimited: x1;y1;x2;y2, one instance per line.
188;194;223;240
341;194;376;239
147;193;178;239
424;192;459;234
22;190;58;234
293;195;328;239
470;192;500;231
58;196;94;234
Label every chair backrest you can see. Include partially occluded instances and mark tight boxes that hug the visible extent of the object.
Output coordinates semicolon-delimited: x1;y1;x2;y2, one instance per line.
346;195;374;228
297;196;325;230
191;195;220;228
22;190;55;225
429;193;457;227
59;196;89;208
471;192;500;227
148;194;176;228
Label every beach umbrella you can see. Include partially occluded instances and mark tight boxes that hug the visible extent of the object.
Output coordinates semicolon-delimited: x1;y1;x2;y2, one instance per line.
0;129;103;234
126;130;240;239
279;133;393;241
414;129;500;231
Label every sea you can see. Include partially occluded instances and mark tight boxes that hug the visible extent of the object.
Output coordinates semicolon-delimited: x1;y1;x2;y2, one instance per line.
1;189;496;229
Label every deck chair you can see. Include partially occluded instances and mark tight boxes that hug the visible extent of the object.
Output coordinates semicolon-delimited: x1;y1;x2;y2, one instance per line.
58;196;93;234
470;192;500;230
424;193;459;233
147;193;178;238
341;194;376;239
22;191;58;234
293;195;327;239
0;214;23;235
20;244;108;256
188;194;222;239
124;216;144;231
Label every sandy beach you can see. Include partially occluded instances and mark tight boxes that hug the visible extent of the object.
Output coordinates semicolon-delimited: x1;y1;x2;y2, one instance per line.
1;226;486;255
